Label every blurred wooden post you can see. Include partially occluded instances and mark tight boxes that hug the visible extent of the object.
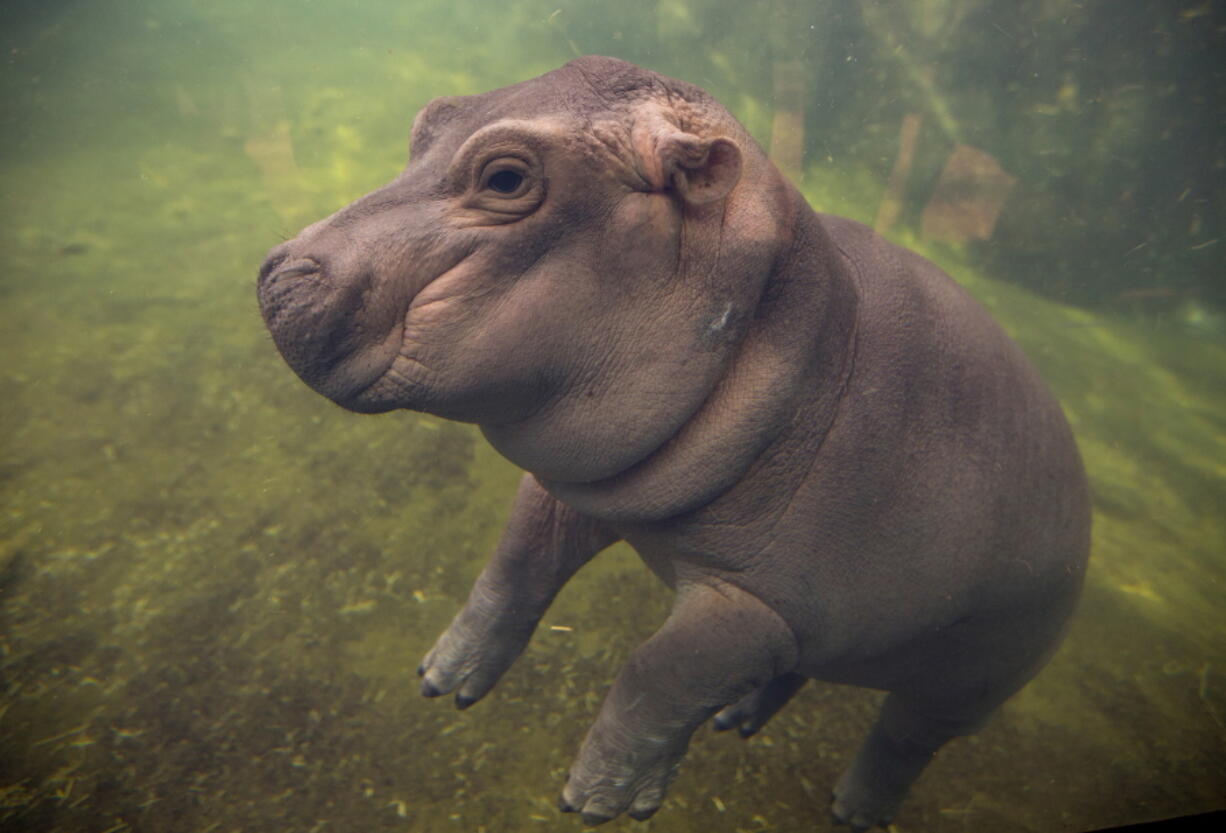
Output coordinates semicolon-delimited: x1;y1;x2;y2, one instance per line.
769;60;807;183
875;113;923;236
921;144;1018;244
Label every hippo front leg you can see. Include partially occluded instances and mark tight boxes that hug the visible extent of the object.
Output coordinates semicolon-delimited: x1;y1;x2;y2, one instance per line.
418;474;616;707
561;579;797;824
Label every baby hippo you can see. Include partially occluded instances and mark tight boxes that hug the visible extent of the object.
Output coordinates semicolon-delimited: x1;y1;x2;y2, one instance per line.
257;56;1090;829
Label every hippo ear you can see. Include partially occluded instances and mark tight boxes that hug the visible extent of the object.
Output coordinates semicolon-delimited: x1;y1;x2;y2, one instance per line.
657;133;743;206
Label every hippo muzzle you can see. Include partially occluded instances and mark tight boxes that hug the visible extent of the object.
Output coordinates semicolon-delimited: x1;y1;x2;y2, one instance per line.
256;184;464;414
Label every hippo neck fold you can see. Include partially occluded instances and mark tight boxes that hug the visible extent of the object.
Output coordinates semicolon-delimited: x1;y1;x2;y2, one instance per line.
535;200;859;525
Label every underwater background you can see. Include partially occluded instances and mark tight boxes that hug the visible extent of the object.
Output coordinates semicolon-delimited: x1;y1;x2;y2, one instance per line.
1;1;1223;831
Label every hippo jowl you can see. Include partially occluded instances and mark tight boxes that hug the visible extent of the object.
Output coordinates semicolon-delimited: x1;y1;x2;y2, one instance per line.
256;56;1090;830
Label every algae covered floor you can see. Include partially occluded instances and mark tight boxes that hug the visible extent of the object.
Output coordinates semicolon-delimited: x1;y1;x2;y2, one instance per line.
2;2;1225;832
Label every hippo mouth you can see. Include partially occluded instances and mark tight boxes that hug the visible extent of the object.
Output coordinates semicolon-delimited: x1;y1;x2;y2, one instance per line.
258;253;412;414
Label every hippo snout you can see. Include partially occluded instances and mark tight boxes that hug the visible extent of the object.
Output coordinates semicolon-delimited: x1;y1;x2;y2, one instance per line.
256;241;407;413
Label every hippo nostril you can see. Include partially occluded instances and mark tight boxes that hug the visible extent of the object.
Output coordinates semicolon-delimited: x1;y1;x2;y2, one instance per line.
258;243;293;283
259;255;322;289
275;259;322;279
258;253;288;286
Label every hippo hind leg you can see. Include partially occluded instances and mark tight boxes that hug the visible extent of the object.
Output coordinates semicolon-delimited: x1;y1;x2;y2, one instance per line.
830;691;999;830
713;672;968;828
830;608;1072;830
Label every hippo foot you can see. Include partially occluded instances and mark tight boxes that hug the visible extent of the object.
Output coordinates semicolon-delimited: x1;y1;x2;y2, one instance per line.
558;729;685;825
829;778;900;832
712;671;807;737
829;729;932;831
417;606;535;708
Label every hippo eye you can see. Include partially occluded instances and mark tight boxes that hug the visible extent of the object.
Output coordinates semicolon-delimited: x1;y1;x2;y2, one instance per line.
478;158;532;199
487;169;524;194
466;156;542;221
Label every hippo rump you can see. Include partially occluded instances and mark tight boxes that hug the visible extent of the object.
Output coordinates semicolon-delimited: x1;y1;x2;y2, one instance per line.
256;56;1090;830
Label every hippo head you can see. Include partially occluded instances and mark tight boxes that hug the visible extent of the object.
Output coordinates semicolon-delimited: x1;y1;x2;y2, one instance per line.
257;56;795;483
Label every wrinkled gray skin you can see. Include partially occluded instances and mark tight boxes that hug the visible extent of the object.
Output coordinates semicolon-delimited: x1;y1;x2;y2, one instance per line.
257;57;1090;830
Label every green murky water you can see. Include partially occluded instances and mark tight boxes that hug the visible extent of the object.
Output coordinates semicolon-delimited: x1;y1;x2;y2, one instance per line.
2;2;1223;831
